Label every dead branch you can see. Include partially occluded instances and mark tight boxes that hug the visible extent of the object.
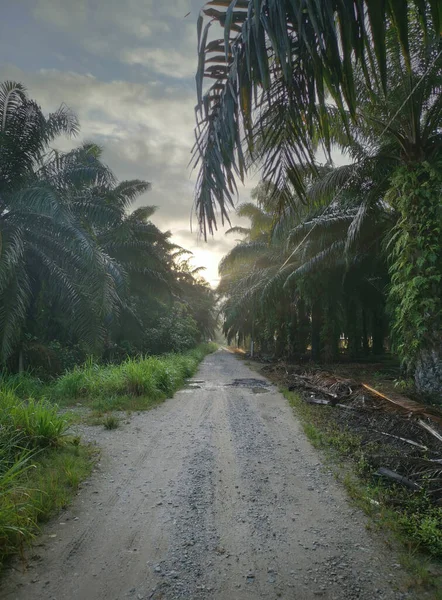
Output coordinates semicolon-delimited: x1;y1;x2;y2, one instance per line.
375;467;421;490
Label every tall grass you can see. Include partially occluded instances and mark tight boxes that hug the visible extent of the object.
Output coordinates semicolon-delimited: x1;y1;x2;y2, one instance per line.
0;372;46;400
52;343;217;411
0;389;90;567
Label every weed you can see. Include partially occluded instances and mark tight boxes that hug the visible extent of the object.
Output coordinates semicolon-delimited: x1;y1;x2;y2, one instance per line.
23;444;94;522
393;378;415;394
0;384;94;568
103;415;120;430
0;372;46;400
0;393;68;450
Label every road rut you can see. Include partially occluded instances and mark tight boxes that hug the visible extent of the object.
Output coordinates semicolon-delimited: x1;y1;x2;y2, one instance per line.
2;349;410;600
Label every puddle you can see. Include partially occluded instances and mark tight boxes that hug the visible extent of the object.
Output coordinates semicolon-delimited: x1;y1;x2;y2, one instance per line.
226;378;270;391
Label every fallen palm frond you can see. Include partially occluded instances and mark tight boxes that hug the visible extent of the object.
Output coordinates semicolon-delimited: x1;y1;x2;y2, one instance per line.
261;360;442;503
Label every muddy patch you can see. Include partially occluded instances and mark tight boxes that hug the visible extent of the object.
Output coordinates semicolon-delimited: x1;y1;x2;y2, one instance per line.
225;378;270;392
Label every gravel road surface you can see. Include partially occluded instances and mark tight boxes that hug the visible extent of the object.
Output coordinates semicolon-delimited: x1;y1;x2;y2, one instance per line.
2;349;411;600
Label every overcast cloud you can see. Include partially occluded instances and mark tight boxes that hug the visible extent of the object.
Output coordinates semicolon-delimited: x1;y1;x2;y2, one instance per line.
0;0;253;286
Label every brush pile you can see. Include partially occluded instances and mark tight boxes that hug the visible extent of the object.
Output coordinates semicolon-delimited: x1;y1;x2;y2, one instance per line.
261;363;442;503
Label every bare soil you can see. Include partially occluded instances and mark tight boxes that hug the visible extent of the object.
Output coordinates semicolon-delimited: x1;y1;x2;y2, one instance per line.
2;349;413;600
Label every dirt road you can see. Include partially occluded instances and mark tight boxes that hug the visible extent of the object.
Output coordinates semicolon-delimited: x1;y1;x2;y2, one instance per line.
2;349;410;600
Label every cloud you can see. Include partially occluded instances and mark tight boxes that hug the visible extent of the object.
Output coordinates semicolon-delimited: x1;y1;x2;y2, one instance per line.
32;0;198;80
33;0;89;30
1;0;254;287
120;48;196;79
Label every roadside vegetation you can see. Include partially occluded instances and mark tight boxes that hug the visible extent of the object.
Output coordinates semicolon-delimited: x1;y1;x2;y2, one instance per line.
0;389;93;568
51;343;217;411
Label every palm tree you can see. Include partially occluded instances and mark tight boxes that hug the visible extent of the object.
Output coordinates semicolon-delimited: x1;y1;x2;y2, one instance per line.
303;32;442;392
194;3;442;395
219;174;394;362
29;142;182;356
0;83;118;363
173;258;218;340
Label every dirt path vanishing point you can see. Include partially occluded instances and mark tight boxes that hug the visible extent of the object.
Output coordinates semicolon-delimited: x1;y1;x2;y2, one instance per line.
2;349;412;600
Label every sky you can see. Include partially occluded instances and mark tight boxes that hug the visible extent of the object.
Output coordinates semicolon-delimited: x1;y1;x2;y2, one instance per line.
0;0;254;287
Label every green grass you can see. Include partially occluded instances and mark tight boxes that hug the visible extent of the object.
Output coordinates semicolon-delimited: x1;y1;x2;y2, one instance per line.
21;444;94;522
282;387;442;596
0;372;47;400
0;388;94;568
0;443;94;567
51;343;217;412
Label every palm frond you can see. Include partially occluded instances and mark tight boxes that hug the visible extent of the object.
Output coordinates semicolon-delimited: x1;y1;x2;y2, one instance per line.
193;2;440;234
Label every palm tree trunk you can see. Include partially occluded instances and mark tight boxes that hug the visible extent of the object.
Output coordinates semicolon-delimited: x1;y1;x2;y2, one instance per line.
297;298;310;356
414;343;442;399
362;309;369;355
346;302;362;359
372;309;384;356
388;163;442;397
311;300;322;361
288;305;297;359
321;302;339;362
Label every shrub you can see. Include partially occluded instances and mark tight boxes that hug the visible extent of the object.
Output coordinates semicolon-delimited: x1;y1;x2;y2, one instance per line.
103;415;120;430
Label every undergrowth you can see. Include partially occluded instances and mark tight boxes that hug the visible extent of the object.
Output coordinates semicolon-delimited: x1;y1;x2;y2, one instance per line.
283;388;442;596
103;415;120;430
0;390;94;569
50;342;217;411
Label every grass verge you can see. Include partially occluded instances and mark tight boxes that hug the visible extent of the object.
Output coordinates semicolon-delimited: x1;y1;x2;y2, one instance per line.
282;388;442;598
50;343;217;412
0;390;94;569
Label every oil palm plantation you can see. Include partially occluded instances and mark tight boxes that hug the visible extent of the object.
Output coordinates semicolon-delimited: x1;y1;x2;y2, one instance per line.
0;82;217;371
219;179;392;361
0;82;118;364
195;2;442;395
